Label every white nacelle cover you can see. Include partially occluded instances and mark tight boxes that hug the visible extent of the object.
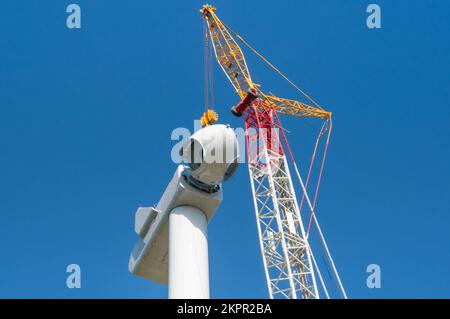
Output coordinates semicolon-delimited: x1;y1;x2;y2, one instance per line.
181;124;239;185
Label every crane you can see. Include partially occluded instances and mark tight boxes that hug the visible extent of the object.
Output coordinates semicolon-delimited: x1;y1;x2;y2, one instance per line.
200;4;347;299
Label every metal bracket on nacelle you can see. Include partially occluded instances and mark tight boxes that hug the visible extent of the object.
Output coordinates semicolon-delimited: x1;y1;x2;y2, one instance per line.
135;207;159;239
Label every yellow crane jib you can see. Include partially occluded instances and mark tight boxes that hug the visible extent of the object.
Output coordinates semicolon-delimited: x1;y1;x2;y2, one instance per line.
201;4;331;121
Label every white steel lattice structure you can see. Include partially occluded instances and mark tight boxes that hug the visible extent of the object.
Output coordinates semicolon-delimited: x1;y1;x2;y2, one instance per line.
245;105;318;299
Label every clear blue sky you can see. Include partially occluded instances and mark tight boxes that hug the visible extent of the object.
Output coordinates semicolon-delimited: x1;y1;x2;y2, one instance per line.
0;0;449;298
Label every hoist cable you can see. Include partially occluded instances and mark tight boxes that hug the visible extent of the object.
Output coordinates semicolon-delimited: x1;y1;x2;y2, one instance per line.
203;19;209;111
203;19;214;111
298;121;327;215
306;119;332;236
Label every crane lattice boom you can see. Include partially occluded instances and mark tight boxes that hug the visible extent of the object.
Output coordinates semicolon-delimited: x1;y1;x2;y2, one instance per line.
201;4;345;299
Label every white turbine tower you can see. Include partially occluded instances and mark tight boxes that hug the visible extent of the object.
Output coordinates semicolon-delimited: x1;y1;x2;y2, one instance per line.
129;124;239;299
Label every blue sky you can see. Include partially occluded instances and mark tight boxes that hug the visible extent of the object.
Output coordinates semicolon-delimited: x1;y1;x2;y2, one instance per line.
0;0;449;298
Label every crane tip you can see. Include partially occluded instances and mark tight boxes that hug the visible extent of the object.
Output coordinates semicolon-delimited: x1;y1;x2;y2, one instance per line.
200;4;217;15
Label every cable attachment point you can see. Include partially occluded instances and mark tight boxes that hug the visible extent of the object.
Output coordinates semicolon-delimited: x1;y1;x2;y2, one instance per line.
200;109;219;127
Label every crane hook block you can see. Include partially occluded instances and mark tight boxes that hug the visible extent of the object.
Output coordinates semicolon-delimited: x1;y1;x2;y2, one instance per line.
230;89;258;117
201;109;219;127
